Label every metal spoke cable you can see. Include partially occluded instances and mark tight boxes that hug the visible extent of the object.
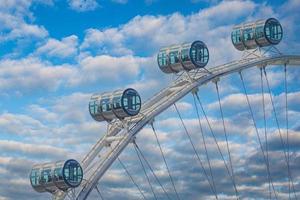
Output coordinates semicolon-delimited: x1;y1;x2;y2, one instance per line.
192;94;218;197
134;142;172;200
194;92;239;199
174;103;219;200
239;71;278;200
215;82;239;199
117;157;147;200
260;68;272;200
133;141;158;200
95;185;105;200
284;64;291;200
151;123;181;200
263;68;297;199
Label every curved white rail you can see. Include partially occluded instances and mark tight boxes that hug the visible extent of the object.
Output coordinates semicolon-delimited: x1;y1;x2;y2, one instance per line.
53;54;300;200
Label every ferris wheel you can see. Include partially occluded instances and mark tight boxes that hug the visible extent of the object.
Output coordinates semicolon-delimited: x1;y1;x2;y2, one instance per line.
29;17;300;200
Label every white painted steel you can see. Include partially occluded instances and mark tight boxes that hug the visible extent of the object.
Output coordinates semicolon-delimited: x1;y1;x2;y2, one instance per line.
53;55;300;200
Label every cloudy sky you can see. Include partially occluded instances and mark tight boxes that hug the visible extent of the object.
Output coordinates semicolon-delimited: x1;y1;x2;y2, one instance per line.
0;0;300;199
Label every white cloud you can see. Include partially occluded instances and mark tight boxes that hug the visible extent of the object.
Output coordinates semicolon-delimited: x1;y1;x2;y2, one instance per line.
27;104;58;122
0;140;67;159
0;57;74;93
0;0;49;42
70;55;146;85
80;0;257;62
0;113;48;136
35;35;78;58
81;28;132;56
68;0;99;12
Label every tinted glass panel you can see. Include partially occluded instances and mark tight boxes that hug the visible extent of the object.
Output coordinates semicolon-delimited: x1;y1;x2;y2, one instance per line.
158;51;168;67
255;26;264;39
100;98;111;112
181;48;190;62
64;160;83;187
30;169;40;186
41;168;52;183
231;29;242;44
54;168;63;181
190;42;209;67
169;51;179;64
122;89;141;115
243;28;254;41
265;20;282;43
113;96;122;109
89;101;98;115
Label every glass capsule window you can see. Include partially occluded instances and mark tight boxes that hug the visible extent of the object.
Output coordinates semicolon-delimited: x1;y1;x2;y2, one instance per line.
122;89;141;115
181;48;190;62
30;169;40;186
54;168;63;181
89;101;98;115
169;51;179;64
243;28;254;42
265;19;282;43
113;96;122;109
255;25;264;39
64;160;83;187
191;43;209;65
231;29;242;44
41;168;52;183
100;98;111;112
158;51;168;67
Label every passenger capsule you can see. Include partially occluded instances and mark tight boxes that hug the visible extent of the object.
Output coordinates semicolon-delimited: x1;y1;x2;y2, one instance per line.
89;88;142;122
157;40;209;73
30;159;83;193
231;18;283;51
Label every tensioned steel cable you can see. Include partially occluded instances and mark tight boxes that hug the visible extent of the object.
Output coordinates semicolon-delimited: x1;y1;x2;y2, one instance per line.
174;103;219;200
263;67;297;199
151;123;181;200
117;157;147;200
194;92;239;199
260;68;272;200
133;141;158;200
95;185;105;200
284;64;291;200
239;71;278;200
192;94;218;197
215;81;239;199
134;142;172;200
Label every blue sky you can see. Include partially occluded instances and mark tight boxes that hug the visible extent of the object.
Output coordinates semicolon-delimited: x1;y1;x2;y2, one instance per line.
0;0;300;199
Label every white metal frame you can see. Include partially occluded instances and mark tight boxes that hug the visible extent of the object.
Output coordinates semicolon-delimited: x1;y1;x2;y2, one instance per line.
52;54;300;200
